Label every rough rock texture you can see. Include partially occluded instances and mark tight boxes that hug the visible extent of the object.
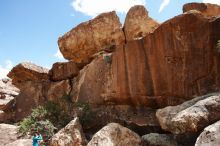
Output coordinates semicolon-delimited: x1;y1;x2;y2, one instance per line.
78;105;161;138
125;12;220;106
7;62;49;87
142;133;178;146
49;61;79;81
49;117;87;146
0;110;14;122
69;11;220;107
124;5;159;41
15;80;71;121
5;139;32;146
87;123;143;146
156;93;220;134
0;78;19;111
58;11;125;63
70;57;112;105
195;120;220;146
0;124;19;145
183;3;220;17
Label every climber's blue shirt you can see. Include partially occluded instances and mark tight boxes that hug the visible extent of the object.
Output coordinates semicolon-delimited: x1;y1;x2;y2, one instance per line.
32;135;42;146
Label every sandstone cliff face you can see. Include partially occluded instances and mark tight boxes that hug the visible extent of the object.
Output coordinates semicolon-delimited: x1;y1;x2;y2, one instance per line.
58;11;125;64
124;5;159;41
183;3;220;17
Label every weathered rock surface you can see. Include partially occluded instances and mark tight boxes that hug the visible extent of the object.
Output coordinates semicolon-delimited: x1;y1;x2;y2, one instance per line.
87;123;143;146
49;117;87;146
124;5;159;41
58;11;125;63
15;79;71;121
183;3;220;17
0;78;19;111
7;62;49;87
49;61;79;81
156;93;220;134
70;57;112;105
110;10;220;107
195;120;220;146
0;124;19;145
5;139;32;146
142;133;178;146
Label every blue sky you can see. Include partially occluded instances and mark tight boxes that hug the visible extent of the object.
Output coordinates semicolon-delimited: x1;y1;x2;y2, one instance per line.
0;0;219;79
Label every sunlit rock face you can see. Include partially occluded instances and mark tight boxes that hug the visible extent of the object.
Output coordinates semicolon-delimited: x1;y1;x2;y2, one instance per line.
183;2;220;17
124;5;159;41
58;11;125;64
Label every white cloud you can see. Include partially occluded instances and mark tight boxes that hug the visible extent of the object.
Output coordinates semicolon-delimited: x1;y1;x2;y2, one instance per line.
203;0;220;5
54;49;64;60
0;60;13;79
71;0;146;17
159;0;170;13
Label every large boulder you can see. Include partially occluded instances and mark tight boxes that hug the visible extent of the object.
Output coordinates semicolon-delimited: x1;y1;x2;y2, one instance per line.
49;117;87;146
58;11;125;64
5;139;32;146
0;124;19;145
49;61;79;81
7;62;49;88
87;123;143;146
195;120;220;146
183;3;220;17
124;5;159;41
156;93;220;134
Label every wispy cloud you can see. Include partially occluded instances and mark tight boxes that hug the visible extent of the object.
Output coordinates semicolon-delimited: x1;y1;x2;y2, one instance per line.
71;0;146;17
159;0;170;13
203;0;220;5
54;49;65;60
0;60;13;79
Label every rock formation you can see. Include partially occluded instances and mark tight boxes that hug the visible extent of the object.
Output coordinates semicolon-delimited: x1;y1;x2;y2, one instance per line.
124;5;159;41
8;62;49;88
58;11;125;64
2;3;220;146
49;117;87;146
183;3;220;17
87;123;143;146
49;61;79;81
195;120;220;146
156;93;220;134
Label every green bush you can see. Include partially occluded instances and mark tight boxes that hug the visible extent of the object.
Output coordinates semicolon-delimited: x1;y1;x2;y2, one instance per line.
18;101;71;141
74;102;94;125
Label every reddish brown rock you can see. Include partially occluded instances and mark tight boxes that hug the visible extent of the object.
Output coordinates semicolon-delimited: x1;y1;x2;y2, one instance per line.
58;11;125;64
71;11;220;108
15;80;71;121
124;5;159;41
183;3;220;17
49;61;79;81
7;62;49;88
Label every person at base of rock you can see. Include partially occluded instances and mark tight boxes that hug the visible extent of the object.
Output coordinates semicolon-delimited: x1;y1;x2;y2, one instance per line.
32;132;43;146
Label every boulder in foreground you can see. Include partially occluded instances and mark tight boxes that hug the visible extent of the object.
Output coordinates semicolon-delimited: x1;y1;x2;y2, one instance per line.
87;123;143;146
49;117;87;146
